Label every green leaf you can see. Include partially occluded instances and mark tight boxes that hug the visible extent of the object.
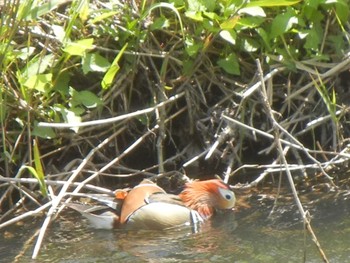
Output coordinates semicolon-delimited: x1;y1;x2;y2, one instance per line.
21;54;55;78
0;93;7;122
187;0;215;12
63;38;94;56
55;105;82;133
82;53;111;74
102;43;128;89
185;11;204;21
150;17;170;30
78;0;90;21
312;75;337;122
23;73;53;93
33;139;48;196
243;38;259;52
202;18;219;32
202;11;220;20
238;7;266;17
246;0;301;7
53;72;70;96
185;37;203;57
201;0;215;11
302;30;321;51
183;59;195;75
70;88;102;108
24;0;63;20
256;28;271;51
219;30;236;45
237;17;265;28
329;34;345;56
52;25;66;43
90;11;119;24
334;0;349;23
220;16;240;29
17;47;36;60
32;124;56;139
22;165;48;197
102;65;119;89
217;53;240;75
70;107;85;116
270;10;298;39
142;3;184;37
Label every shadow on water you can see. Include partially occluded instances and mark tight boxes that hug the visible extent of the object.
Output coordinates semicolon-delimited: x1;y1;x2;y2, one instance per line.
1;190;350;263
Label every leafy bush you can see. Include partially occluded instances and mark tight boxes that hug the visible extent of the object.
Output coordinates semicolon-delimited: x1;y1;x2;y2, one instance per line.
0;0;350;192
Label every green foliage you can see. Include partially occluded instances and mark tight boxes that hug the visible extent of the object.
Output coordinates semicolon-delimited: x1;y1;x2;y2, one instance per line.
217;53;240;75
0;0;349;195
63;38;94;56
313;74;338;123
33;139;48;197
175;0;349;75
102;43;128;89
82;53;111;74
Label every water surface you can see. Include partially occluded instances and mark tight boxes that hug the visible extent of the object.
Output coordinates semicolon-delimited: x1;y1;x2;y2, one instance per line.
1;190;350;262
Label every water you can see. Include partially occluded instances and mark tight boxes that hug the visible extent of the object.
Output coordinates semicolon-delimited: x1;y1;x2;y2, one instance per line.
1;190;350;262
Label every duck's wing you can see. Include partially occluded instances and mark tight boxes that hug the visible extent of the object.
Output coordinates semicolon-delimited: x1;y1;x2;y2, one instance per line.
68;192;123;211
146;192;184;206
119;183;166;224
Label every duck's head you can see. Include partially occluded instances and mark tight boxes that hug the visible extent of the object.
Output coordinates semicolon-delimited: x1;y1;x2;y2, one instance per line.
178;179;236;218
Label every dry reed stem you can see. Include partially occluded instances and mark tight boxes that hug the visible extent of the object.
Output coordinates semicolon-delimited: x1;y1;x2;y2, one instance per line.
284;52;350;101
182;149;210;168
0;176;113;195
0;201;52;230
31;124;128;258
255;59;329;263
31;90;187;257
0;196;26;223
38;91;185;128
222;115;350;160
231;156;350;180
0;89;189;256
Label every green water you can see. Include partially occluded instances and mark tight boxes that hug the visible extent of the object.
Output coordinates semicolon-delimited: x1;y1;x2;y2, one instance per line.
1;191;350;262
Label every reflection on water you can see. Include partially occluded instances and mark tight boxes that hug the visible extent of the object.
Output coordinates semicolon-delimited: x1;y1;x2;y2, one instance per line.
1;191;350;263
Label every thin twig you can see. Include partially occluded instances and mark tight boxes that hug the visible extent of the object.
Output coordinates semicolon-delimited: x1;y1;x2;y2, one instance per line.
241;67;285;99
38;91;185;128
222;115;350;160
285;52;350;101
0;176;114;195
0;201;52;230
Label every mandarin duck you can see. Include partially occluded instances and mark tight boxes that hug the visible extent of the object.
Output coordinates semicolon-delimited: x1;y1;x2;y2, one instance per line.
67;179;235;230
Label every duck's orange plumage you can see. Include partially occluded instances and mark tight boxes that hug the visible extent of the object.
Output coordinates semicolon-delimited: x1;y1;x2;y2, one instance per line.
178;179;236;219
119;182;166;224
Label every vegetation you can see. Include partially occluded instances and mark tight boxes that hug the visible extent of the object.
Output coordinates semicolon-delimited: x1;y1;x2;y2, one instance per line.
0;0;350;260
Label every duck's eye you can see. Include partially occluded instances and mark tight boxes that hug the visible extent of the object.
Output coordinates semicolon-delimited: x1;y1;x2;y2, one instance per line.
218;187;235;201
